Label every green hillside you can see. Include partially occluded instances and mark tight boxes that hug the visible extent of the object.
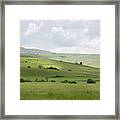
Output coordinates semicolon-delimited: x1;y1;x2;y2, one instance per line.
20;47;100;68
20;56;100;100
20;56;99;81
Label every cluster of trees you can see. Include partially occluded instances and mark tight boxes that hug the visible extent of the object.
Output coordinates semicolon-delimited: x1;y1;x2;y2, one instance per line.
26;60;83;70
75;62;82;65
87;79;96;83
20;77;96;84
46;66;58;70
60;60;83;65
27;65;59;70
61;80;77;84
20;78;32;82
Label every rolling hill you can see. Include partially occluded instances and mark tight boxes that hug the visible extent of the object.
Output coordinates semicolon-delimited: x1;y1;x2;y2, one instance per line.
20;56;100;100
20;56;100;82
20;47;100;68
20;49;100;100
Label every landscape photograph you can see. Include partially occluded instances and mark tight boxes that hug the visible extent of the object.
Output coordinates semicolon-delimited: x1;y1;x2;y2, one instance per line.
20;20;100;100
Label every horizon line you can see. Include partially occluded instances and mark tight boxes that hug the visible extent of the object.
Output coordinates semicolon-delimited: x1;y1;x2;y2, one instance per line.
20;46;100;54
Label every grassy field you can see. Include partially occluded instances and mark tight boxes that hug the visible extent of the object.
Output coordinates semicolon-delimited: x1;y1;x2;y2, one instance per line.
20;82;100;100
20;56;100;100
21;47;100;68
49;53;100;68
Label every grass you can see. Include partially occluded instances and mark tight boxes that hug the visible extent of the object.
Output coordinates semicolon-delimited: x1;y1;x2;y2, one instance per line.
20;56;100;100
20;57;99;81
49;53;100;68
20;82;100;100
21;47;100;68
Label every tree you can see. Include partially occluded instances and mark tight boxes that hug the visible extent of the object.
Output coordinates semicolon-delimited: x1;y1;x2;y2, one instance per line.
80;62;82;65
38;65;43;69
28;66;31;68
87;79;96;84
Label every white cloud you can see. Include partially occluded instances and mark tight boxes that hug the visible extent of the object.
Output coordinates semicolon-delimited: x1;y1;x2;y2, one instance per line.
24;21;44;36
50;37;100;54
21;20;100;54
83;28;89;32
51;26;78;40
51;25;64;33
63;29;78;39
81;38;100;47
50;47;76;53
50;46;99;54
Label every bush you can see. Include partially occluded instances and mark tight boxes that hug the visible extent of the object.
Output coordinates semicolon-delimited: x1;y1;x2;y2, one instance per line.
38;65;43;69
87;79;96;84
80;62;82;65
20;78;25;82
35;78;49;82
46;66;58;70
68;81;77;84
35;78;39;82
20;78;32;82
55;75;64;77
35;78;46;82
68;69;72;71
25;80;32;82
41;79;46;82
50;80;56;82
28;66;31;68
61;80;68;83
25;61;28;63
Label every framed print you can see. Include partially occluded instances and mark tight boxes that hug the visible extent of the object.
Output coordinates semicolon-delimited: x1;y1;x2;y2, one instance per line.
0;0;119;119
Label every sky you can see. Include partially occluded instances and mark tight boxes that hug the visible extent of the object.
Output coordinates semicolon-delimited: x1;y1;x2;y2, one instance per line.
20;20;100;54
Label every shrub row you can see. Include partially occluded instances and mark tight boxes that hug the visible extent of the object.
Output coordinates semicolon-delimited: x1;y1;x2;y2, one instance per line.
86;79;96;83
20;78;32;82
35;79;56;82
46;66;58;70
20;78;96;84
26;65;59;70
61;80;77;84
61;79;96;84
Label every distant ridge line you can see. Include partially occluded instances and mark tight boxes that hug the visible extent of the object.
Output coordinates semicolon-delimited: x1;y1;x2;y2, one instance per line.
20;47;100;55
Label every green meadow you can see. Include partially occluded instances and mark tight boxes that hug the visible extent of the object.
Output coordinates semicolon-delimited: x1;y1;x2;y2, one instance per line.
21;82;100;100
21;47;100;68
20;55;100;100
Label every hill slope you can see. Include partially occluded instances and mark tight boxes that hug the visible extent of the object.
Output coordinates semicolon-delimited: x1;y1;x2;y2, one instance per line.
20;56;100;82
20;56;100;100
20;47;100;68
